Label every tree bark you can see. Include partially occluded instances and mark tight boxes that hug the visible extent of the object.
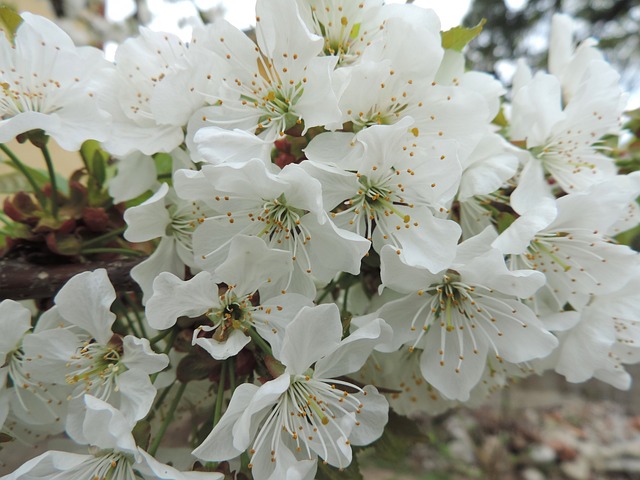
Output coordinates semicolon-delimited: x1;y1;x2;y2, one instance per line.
0;257;142;300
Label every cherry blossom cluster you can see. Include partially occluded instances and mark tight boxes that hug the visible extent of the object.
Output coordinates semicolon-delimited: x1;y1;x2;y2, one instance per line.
1;2;639;479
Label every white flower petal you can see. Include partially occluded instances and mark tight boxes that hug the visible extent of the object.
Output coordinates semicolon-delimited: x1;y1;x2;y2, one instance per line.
146;271;219;330
279;304;342;374
193;383;260;461
54;269;116;345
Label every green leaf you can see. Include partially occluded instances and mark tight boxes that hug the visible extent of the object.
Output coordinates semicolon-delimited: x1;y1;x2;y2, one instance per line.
0;6;22;43
2;160;69;196
80;140;109;168
0;171;32;193
441;19;486;52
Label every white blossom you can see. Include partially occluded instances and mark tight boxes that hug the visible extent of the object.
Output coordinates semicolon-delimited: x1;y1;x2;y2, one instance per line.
358;229;558;401
192;304;391;479
0;13;111;149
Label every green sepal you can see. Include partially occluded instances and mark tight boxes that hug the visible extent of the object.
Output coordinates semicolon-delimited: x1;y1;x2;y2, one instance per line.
46;231;83;255
0;219;34;241
132;420;151;451
492;106;508;128
615;223;640;251
264;354;286;378
0;6;22;43
441;19;486;52
496;212;516;234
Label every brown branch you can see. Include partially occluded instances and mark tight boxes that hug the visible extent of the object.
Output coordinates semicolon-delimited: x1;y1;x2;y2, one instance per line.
0;257;143;300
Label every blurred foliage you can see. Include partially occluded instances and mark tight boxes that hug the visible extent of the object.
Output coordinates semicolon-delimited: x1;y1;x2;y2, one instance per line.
463;0;640;90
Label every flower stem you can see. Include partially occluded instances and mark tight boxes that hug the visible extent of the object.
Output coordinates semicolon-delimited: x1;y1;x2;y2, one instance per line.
147;380;175;422
148;381;187;456
0;143;48;210
39;143;59;220
114;301;142;338
80;247;144;256
342;284;351;315
151;328;177;383
228;357;236;395
81;226;127;248
317;278;337;303
121;292;148;338
149;328;173;346
213;361;227;428
248;328;272;356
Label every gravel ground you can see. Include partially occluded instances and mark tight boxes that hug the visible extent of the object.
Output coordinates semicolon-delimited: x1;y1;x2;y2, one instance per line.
359;370;640;480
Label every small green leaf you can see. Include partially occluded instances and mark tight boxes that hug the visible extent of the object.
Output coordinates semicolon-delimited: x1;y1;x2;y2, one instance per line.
81;140;109;169
89;150;107;187
154;152;173;179
441;19;486;52
0;6;22;43
0;171;32;193
2;160;69;196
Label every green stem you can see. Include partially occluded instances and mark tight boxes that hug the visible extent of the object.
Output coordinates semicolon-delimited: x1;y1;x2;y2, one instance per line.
81;226;127;248
122;293;147;338
317;279;337;303
213;361;227;428
342;284;351;315
39;144;59;220
150;329;177;384
122;307;142;338
0;212;12;224
147;381;175;422
80;247;144;256
228;357;236;395
149;328;173;346
0;144;48;209
112;300;140;337
248;328;272;356
148;381;187;456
